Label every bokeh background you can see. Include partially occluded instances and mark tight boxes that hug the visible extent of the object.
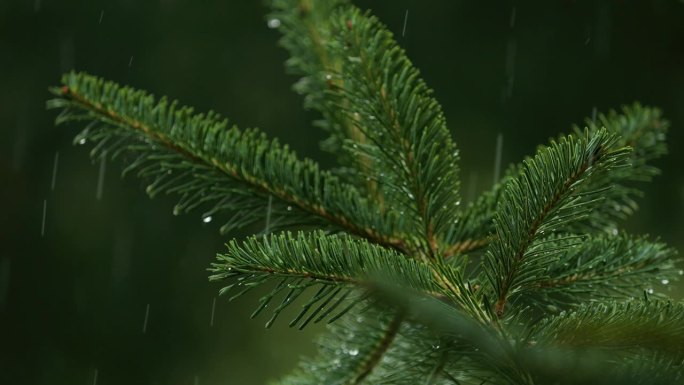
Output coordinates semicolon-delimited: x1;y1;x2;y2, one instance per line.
1;1;683;384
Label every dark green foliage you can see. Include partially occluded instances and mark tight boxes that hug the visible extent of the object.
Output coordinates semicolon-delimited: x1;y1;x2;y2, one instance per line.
49;0;682;384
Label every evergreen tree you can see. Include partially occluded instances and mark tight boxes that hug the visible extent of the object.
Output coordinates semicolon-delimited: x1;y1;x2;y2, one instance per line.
48;1;682;383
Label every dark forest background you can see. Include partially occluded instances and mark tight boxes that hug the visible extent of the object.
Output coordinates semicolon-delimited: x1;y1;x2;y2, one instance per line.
1;1;683;384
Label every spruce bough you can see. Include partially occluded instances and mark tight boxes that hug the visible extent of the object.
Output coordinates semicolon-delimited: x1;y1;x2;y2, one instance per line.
48;1;682;384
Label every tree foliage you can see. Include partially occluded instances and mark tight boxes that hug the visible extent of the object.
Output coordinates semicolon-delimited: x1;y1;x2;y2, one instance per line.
49;0;681;384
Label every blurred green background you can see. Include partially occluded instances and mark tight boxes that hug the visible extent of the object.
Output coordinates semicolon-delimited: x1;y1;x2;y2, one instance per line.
1;1;683;384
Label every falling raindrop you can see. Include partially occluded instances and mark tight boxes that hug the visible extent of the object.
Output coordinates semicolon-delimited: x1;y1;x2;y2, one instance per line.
591;106;598;123
142;303;150;333
34;0;42;12
402;10;409;37
128;56;134;68
98;10;104;24
267;18;281;29
509;6;517;28
51;151;59;191
194;376;200;385
92;368;99;385
202;216;212;223
661;279;669;285
96;151;106;201
41;199;47;237
210;297;217;327
493;133;503;185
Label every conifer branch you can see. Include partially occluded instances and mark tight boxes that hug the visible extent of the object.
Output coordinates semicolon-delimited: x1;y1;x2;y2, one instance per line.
210;231;441;328
269;0;368;175
48;72;405;249
530;300;684;356
483;129;631;318
327;7;462;258
523;233;679;309
350;312;403;384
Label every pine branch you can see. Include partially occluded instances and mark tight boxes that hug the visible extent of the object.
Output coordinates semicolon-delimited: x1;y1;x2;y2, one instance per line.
209;231;442;328
48;72;405;249
482;129;631;318
324;7;462;258
521;233;680;309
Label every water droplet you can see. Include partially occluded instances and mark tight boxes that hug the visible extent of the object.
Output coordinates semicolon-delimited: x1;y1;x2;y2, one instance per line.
347;56;362;63
98;10;104;24
78;138;86;145
661;279;669;285
267;18;281;29
678;270;683;276
647;287;654;294
286;206;293;211
611;228;618;236
348;348;359;356
325;74;332;80
203;216;212;223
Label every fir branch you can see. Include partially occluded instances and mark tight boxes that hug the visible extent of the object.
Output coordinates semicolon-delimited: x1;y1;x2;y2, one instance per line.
350;312;403;384
48;72;405;249
275;311;442;385
569;103;669;233
529;300;684;356
445;104;668;256
326;7;462;258
269;0;367;176
482;129;631;318
210;231;441;328
521;233;679;309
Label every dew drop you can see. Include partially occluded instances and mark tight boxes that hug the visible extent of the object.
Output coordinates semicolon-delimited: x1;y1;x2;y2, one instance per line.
78;138;86;145
348;348;359;356
679;270;683;276
661;279;669;285
202;216;212;223
647;287;654;294
267;18;281;29
325;74;332;80
286;206;293;212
